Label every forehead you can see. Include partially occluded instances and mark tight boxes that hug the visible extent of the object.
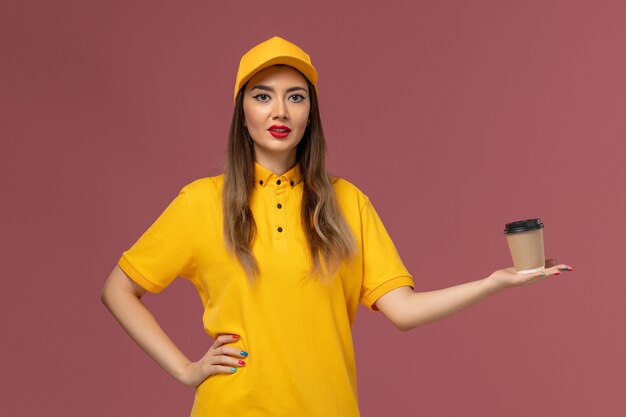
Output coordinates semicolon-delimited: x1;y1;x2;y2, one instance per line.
245;65;308;90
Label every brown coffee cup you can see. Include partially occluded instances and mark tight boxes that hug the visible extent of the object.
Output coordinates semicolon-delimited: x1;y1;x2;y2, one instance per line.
503;219;545;273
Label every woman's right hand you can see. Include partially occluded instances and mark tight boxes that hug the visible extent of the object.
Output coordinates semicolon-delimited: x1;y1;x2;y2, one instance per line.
179;334;249;388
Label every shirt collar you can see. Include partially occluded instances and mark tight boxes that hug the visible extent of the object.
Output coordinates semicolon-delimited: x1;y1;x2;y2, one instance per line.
254;161;303;188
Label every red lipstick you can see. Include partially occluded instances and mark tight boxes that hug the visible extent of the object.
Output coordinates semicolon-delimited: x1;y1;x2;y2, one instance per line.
268;125;291;139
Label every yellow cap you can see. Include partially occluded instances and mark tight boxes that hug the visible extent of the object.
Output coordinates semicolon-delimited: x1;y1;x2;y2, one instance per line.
234;36;318;103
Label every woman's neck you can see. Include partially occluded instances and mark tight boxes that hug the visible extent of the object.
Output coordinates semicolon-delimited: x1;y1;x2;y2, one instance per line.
254;153;297;176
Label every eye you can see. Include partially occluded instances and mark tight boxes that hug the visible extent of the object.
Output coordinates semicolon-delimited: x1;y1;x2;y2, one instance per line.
289;94;306;103
253;94;270;102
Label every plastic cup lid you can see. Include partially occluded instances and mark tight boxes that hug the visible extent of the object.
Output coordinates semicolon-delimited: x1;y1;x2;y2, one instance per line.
503;218;544;234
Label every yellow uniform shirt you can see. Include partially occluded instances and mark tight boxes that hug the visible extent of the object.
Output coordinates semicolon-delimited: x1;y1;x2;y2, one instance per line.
118;162;414;416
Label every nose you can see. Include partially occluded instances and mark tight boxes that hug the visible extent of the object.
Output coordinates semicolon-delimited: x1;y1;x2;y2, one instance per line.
271;97;288;120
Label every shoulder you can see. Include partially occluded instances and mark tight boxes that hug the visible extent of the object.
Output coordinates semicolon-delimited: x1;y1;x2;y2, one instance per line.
178;174;224;204
330;175;369;212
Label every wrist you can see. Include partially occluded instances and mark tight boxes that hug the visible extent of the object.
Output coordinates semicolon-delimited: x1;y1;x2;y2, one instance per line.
482;274;508;295
176;361;199;387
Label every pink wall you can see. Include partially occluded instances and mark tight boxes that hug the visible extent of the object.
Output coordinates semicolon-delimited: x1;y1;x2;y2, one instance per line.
2;1;624;416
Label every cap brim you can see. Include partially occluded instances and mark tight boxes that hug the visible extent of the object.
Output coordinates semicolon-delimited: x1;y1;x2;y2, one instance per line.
235;56;318;102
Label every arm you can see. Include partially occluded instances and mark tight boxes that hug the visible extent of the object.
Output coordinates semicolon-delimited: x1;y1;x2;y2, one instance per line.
374;261;573;331
100;265;246;386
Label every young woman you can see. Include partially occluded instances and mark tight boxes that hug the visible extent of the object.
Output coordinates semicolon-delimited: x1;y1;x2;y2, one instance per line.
101;36;573;416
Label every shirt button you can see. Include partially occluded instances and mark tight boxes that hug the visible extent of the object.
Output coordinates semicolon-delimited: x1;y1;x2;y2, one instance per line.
259;180;263;185
277;203;282;209
277;227;283;232
276;179;281;185
290;181;294;186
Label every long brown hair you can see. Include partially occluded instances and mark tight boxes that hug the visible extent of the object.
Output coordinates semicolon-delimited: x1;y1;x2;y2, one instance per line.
223;74;356;280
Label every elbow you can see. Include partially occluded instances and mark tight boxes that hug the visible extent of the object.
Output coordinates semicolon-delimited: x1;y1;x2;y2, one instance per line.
395;319;417;332
385;314;417;332
397;324;412;332
100;286;111;308
100;276;117;308
394;312;428;331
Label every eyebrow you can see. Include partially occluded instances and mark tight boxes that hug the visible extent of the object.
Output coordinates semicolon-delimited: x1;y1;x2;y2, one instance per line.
250;85;308;94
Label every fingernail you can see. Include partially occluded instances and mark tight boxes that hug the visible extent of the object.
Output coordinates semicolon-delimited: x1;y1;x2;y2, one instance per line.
230;367;237;373
232;334;239;339
238;360;246;365
241;351;248;357
555;272;561;276
559;267;569;271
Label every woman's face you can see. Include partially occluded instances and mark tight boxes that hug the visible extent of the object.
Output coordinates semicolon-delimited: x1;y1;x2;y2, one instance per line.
243;65;310;169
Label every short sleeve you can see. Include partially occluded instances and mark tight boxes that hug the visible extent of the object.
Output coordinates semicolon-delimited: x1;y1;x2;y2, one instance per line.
359;196;414;311
117;186;195;293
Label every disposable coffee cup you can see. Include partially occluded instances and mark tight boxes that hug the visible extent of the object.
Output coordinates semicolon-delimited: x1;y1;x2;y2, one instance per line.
503;219;545;274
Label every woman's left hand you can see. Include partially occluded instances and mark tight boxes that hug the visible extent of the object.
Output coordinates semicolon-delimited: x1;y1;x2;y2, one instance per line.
487;259;574;293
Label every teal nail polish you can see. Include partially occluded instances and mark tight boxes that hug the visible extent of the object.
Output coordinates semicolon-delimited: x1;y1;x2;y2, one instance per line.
241;351;248;357
231;367;237;373
559;267;569;271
